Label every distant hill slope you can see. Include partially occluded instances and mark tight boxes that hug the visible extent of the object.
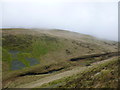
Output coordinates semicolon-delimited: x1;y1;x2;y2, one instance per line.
2;28;118;82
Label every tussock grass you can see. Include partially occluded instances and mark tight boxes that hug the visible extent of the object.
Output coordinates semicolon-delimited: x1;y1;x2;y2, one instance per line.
39;57;118;88
2;29;118;88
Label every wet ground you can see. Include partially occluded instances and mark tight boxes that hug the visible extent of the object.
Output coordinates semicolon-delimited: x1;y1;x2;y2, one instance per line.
9;50;39;70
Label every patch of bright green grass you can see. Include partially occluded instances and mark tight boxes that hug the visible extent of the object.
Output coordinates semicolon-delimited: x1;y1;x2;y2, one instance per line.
2;48;12;63
2;33;63;71
32;40;62;58
16;53;32;67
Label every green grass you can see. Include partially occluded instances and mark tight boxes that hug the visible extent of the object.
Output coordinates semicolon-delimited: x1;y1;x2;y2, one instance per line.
39;58;118;88
16;52;32;67
2;31;67;83
31;36;62;58
3;34;32;51
2;33;64;71
2;29;118;88
2;48;12;63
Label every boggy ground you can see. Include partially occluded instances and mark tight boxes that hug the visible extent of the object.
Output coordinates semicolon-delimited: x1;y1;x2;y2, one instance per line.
6;56;118;88
2;28;118;88
36;56;119;88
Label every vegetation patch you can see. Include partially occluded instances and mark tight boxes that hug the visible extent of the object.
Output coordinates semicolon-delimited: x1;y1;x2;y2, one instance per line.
2;29;118;88
2;32;63;71
39;58;118;88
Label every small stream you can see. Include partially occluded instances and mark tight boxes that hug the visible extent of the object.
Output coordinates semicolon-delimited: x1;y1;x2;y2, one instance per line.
18;67;64;77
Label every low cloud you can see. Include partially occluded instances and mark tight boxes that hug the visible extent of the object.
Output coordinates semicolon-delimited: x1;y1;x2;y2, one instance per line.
1;1;118;41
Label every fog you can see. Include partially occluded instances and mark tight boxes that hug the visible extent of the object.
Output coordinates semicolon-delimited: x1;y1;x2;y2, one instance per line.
1;0;118;41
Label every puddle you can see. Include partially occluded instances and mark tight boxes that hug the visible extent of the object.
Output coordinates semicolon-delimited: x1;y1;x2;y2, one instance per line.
26;58;39;66
9;50;20;57
11;60;26;70
9;50;40;70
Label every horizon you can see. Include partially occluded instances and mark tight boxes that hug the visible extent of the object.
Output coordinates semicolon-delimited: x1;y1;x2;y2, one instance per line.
1;27;118;42
0;0;118;41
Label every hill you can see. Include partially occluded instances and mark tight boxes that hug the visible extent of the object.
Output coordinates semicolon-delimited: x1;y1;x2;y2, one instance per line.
2;28;118;88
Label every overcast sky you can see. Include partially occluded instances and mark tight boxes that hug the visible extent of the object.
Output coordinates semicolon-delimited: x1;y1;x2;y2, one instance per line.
1;0;118;41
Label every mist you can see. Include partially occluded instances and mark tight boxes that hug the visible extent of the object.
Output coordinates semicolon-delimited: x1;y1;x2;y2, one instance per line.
1;1;118;41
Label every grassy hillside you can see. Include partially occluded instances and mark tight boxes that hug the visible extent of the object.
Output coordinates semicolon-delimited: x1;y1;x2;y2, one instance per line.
2;28;118;88
38;57;119;88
